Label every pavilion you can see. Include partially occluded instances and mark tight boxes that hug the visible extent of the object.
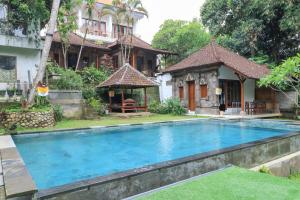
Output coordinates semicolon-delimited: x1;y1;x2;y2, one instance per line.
98;64;159;113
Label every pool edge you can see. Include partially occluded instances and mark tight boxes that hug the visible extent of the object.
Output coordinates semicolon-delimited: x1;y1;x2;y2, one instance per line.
36;131;300;200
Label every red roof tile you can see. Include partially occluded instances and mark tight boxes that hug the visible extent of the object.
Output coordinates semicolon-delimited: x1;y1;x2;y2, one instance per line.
98;64;159;88
52;32;110;50
164;42;270;79
108;35;174;55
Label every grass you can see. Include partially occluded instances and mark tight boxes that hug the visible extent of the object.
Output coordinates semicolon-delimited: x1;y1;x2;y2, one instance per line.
137;167;300;200
0;114;207;135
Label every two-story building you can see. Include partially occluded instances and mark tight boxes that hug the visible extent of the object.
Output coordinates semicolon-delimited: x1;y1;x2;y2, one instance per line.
49;0;171;77
0;5;42;95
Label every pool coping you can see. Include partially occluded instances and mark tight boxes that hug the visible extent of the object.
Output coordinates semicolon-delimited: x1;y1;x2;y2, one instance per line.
35;130;300;199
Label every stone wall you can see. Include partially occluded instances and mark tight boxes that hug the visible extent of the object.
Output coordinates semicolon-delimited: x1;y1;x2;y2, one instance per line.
48;90;84;119
171;67;219;114
1;110;55;128
38;132;300;200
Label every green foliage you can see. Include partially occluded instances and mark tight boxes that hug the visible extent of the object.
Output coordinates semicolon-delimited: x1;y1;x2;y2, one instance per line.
149;98;186;115
259;54;300;94
48;64;83;90
80;65;112;87
258;166;272;175
201;0;300;63
82;87;97;100
52;105;63;122
86;97;107;115
152;19;211;66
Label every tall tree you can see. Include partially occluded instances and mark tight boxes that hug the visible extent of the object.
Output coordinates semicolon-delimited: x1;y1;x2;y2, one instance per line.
152;19;211;66
259;54;300;108
102;0;148;66
75;0;95;71
57;0;79;69
28;0;61;105
200;0;300;64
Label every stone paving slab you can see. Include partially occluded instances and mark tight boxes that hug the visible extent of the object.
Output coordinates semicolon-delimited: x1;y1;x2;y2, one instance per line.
0;136;15;150
1;147;36;198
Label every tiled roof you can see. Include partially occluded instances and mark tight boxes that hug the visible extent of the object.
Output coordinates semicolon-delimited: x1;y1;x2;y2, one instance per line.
52;32;110;51
98;63;159;88
108;35;174;55
164;42;270;79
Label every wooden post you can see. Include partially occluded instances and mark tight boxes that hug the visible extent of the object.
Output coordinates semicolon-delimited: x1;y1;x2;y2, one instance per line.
96;53;99;69
108;90;112;113
133;50;137;68
121;89;125;113
144;87;147;112
236;73;246;113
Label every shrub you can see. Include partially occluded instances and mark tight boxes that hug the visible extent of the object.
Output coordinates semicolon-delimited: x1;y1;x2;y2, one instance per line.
53;104;63;122
149;98;186;115
86;97;107;116
259;166;272;175
82;88;97;100
47;63;83;90
80;65;112;86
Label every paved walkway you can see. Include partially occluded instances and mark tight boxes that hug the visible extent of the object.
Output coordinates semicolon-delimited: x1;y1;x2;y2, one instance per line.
187;113;282;120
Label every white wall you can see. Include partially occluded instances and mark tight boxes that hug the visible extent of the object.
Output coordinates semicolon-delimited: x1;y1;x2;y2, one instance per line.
156;73;172;102
0;46;41;90
218;65;255;102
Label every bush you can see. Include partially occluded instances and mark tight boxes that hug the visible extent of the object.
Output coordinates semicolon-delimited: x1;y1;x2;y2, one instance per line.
80;65;111;86
82;88;97;100
149;98;186;115
53;104;63;122
86;97;107;116
259;166;272;175
47;63;83;90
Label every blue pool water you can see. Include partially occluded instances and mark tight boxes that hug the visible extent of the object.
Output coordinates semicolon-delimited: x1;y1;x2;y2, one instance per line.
13;119;299;189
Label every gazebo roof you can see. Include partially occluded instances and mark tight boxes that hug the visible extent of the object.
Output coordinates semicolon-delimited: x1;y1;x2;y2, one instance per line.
98;64;159;88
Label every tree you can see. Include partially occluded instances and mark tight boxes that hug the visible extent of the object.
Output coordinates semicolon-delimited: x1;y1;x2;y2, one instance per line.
259;54;300;108
152;19;211;66
102;0;148;66
27;0;61;105
75;0;95;71
200;0;300;64
57;0;79;69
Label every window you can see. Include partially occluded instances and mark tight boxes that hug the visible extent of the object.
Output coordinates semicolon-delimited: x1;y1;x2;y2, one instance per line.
0;4;7;20
113;24;133;37
82;18;106;36
112;55;118;69
137;56;144;71
0;55;16;82
179;86;184;100
200;84;208;98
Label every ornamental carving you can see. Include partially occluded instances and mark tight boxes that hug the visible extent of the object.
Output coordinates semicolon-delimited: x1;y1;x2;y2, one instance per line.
199;74;207;85
185;73;194;81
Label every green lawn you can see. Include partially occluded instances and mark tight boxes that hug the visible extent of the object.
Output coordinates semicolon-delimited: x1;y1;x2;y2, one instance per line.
0;114;206;134
137;167;300;200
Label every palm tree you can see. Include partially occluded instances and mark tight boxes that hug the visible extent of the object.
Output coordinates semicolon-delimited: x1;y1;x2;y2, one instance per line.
28;0;61;105
75;0;96;71
102;0;148;66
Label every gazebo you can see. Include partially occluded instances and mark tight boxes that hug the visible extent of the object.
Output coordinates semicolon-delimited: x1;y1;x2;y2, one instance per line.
98;64;159;113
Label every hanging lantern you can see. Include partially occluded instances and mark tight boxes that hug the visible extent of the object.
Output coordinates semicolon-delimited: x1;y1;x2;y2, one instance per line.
109;90;115;97
215;88;222;95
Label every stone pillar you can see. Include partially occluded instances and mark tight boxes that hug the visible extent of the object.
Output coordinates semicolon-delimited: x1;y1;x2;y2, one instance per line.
195;75;200;107
183;81;189;107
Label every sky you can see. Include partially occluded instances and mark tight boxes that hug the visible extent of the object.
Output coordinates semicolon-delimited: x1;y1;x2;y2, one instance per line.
136;0;206;43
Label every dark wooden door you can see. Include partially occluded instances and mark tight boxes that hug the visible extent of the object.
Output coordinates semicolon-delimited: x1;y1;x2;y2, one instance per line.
188;81;196;111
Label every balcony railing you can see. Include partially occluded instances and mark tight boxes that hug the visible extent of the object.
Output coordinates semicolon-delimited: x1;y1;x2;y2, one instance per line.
0;20;28;37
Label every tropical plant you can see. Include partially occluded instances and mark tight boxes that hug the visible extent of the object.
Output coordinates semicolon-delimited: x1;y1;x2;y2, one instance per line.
28;0;61;105
57;0;79;69
52;104;63;122
259;54;300;108
86;97;107;115
152;19;210;66
200;0;300;63
80;65;112;86
75;0;96;71
101;0;148;65
149;98;186;115
49;67;83;90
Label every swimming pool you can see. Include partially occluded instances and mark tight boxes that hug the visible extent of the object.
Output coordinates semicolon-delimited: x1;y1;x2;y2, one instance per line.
13;119;300;189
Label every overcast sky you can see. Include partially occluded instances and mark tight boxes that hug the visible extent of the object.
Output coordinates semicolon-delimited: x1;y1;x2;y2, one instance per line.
136;0;206;43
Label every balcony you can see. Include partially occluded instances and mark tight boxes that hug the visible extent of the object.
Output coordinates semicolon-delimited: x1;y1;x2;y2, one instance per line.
0;20;42;49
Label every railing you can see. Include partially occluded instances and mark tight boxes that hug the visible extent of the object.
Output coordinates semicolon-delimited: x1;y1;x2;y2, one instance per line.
0;20;30;37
